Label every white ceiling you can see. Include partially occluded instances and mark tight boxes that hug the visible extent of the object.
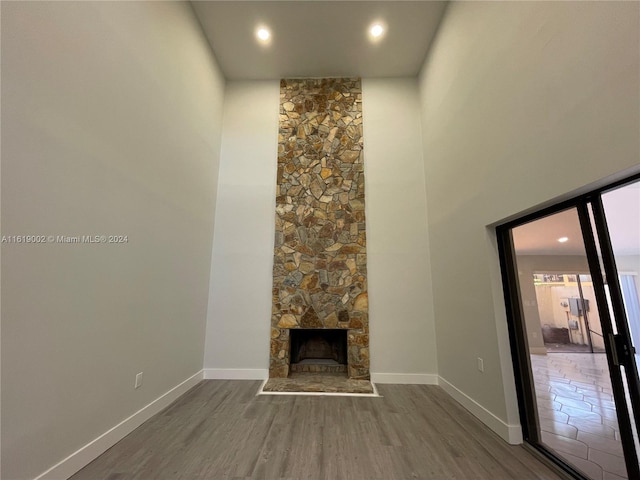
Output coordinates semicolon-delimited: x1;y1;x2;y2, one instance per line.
513;182;640;257
191;1;448;80
190;1;639;258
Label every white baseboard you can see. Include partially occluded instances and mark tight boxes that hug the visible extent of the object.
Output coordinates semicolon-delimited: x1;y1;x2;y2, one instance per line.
203;368;268;380
438;375;522;445
34;370;204;480
371;373;439;384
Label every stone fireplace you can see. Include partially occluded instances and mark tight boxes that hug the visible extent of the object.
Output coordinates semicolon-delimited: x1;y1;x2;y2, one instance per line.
268;77;370;386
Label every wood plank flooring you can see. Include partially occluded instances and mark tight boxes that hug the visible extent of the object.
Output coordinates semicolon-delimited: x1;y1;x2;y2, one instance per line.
70;381;564;480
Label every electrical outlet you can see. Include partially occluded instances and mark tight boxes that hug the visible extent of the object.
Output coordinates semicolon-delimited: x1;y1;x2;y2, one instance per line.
135;372;143;389
477;358;484;372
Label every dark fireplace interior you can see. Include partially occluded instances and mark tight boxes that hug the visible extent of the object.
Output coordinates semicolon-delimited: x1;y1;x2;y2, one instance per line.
290;329;347;369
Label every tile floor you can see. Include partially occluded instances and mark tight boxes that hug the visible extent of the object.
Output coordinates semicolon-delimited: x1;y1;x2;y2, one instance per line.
531;352;630;479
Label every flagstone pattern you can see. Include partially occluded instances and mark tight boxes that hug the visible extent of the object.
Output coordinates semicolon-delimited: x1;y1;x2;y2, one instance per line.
269;78;369;380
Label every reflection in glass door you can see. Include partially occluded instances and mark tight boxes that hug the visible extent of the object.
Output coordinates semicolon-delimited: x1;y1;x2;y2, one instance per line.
498;178;640;480
594;181;640;462
530;272;605;354
601;181;640;369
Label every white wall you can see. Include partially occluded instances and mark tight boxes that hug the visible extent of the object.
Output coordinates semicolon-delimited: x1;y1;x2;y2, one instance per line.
203;81;279;374
362;78;437;379
1;2;225;479
204;78;437;380
418;0;640;439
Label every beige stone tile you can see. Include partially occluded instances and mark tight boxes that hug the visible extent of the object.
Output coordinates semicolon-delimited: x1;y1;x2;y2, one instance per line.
536;391;557;402
538;406;569;423
550;379;574;387
542;431;588;459
604;471;628;480
571;380;600;389
550;386;584;400
568;417;618;439
560;452;603;479
597;407;620;422
555;395;594;413
562;405;604;424
589;449;628;478
535;382;552;393
537;397;562;411
578;431;624;457
584;394;616;409
532;353;630;479
540;419;578;439
547;375;572;383
603;418;621;432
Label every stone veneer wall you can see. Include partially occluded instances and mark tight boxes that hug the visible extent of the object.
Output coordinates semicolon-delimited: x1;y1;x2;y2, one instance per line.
270;78;369;380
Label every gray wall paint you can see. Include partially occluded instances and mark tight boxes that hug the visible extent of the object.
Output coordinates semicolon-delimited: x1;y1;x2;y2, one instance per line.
204;78;437;376
1;2;225;478
362;78;438;376
204;81;280;372
419;1;639;426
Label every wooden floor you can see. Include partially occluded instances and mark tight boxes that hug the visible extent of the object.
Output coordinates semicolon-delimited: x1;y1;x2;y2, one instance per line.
71;380;564;480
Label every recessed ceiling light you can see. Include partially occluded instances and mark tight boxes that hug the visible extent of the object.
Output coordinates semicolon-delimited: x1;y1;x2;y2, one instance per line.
558;237;569;243
256;27;271;43
370;24;384;38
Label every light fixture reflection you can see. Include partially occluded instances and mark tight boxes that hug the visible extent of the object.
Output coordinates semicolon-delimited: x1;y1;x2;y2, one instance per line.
558;237;569;243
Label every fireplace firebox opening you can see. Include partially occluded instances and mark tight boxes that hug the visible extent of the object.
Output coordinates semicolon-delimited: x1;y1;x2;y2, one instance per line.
289;329;348;374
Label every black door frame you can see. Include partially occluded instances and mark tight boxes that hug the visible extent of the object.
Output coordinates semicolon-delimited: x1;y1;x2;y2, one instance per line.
496;173;640;479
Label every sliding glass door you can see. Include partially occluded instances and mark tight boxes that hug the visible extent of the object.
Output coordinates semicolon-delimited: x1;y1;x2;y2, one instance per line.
498;177;640;479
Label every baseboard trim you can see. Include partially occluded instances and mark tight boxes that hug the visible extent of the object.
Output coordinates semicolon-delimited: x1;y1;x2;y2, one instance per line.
34;370;204;480
203;368;268;380
371;373;439;384
438;375;522;445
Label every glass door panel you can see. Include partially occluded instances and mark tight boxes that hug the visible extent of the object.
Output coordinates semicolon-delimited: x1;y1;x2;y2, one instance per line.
597;181;640;462
511;207;628;479
601;181;640;363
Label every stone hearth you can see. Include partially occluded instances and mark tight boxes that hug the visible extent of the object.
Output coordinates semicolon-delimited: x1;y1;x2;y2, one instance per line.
268;78;370;390
262;373;374;394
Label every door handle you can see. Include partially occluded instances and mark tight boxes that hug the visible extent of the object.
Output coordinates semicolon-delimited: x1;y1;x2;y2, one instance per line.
609;333;633;367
